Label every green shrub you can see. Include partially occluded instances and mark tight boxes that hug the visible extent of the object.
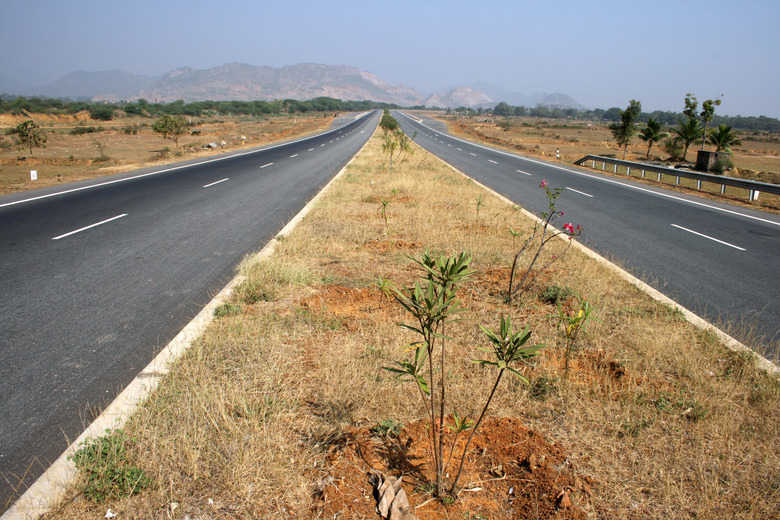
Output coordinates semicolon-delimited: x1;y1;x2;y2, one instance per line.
70;126;104;135
70;429;151;502
89;105;114;121
712;155;734;175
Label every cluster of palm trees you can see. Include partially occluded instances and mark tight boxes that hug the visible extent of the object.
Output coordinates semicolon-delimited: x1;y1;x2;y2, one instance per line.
638;117;742;161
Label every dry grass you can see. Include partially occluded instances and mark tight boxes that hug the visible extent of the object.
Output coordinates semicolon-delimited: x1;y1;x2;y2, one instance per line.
46;128;779;519
0;112;331;194
443;114;780;212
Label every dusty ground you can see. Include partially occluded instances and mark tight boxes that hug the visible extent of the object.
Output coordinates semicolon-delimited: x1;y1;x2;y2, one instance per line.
438;113;780;211
0;111;333;194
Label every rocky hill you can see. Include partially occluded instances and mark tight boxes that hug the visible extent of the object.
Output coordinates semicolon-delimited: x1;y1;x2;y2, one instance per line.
9;62;584;109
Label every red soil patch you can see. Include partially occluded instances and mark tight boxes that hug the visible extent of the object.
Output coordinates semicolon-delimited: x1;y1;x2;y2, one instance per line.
315;417;593;519
300;285;391;329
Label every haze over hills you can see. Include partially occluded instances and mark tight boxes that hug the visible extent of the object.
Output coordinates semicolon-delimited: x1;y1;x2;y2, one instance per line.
3;62;585;110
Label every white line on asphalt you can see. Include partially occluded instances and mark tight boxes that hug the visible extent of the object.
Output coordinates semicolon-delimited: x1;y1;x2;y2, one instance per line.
290;154;298;158
470;152;477;156
671;224;746;251
457;148;462;151
396;111;780;228
516;169;532;176
203;178;229;188
0;114;375;210
321;144;325;147
488;159;498;164
52;214;128;240
260;163;273;168
566;187;594;198
308;148;314;151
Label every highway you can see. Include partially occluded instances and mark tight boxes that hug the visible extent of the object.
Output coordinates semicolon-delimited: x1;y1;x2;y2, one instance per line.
0;110;379;512
394;111;780;360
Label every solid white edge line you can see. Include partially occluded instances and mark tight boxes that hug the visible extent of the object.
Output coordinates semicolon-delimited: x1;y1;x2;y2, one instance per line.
396;111;780;228
52;214;127;240
566;187;594;198
0;112;374;210
671;224;746;251
203;178;229;188
0;117;379;520
415;132;777;376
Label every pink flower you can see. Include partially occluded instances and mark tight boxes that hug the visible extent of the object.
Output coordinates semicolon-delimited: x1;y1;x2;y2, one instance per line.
560;211;564;216
540;180;548;188
563;223;574;234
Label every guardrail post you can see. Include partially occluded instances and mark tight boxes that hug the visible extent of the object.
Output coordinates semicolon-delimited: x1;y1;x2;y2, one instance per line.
592;159;595;168
627;166;631;176
657;172;662;181
750;190;760;201
676;176;680;185
641;169;646;178
721;184;726;194
614;164;618;173
602;162;606;170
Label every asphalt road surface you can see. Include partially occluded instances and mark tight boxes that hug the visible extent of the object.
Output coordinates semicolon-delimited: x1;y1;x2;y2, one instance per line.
394;111;780;360
0;110;379;512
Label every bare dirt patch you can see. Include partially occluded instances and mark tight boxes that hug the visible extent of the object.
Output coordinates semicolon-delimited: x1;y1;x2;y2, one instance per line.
319;418;592;520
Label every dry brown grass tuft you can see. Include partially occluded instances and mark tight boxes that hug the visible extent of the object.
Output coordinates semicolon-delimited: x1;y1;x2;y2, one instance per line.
49;127;779;519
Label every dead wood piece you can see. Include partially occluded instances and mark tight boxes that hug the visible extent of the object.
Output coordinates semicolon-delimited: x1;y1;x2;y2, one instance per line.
370;470;418;520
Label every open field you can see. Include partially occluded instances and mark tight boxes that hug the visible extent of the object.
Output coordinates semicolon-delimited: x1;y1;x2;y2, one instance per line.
40;127;779;519
440;114;780;212
0;112;333;195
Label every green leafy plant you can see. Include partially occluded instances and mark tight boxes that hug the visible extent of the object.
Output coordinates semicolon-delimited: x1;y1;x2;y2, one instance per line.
540;284;573;305
379;110;415;170
372;418;403;438
450;316;542;492
506;181;581;303
152;114;189;148
609;99;641;159
552;296;596;380
386;252;541;497
70;429;151;502
11;119;47;157
379;197;390;232
385;249;472;496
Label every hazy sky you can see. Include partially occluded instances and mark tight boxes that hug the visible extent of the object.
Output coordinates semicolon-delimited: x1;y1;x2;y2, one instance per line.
2;0;778;117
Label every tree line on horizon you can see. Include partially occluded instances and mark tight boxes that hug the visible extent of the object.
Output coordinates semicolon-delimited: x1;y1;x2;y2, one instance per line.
458;101;780;133
0;95;401;121
1;94;778;133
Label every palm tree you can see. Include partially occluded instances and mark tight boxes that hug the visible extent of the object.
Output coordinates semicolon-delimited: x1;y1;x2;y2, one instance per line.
707;124;742;152
638;118;670;158
671;117;703;161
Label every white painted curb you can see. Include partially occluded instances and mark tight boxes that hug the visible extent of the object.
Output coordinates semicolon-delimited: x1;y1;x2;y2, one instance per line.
1;125;377;520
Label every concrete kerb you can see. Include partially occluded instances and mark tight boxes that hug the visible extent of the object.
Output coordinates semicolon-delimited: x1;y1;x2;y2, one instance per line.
434;156;779;377
1;131;375;520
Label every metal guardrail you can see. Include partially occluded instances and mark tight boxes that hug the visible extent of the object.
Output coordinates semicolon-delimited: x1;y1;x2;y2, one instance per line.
574;155;780;202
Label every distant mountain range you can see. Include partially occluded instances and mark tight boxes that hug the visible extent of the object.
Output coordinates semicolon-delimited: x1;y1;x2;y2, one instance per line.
2;62;584;110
